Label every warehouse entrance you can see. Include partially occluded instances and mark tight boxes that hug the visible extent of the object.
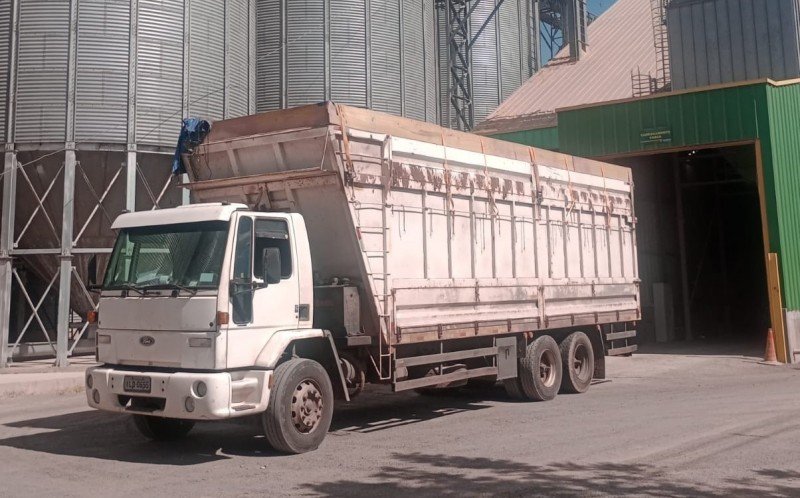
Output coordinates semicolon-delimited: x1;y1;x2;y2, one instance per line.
613;144;770;347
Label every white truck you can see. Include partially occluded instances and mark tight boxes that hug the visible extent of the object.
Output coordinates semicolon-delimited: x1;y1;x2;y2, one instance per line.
86;103;639;453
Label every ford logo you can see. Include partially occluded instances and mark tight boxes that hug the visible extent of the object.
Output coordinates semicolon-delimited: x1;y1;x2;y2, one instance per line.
140;336;155;346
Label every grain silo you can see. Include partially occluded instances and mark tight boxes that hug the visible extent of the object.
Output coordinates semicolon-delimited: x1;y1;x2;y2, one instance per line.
0;0;255;366
255;0;439;123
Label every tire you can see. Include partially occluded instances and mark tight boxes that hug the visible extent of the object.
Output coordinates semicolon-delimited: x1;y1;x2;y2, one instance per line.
132;415;195;441
518;335;563;401
262;358;334;454
559;331;594;394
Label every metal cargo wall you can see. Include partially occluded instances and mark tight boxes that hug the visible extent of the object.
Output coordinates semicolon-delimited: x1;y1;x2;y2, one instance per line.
254;0;439;123
667;0;800;90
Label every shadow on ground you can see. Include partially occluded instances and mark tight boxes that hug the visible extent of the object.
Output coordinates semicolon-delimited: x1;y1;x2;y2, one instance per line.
302;452;800;497
0;385;502;465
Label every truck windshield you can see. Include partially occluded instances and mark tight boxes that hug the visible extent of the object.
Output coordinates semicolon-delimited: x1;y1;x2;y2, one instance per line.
104;221;229;291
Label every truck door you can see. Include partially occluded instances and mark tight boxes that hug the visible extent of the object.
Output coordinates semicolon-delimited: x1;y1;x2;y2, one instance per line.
227;213;300;368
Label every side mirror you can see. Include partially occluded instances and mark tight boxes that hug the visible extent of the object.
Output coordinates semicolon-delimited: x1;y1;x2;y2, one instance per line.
87;256;102;293
262;247;282;285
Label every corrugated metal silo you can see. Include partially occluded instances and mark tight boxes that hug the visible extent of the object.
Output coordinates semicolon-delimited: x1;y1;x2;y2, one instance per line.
255;0;439;123
466;0;532;124
667;0;800;90
0;0;255;364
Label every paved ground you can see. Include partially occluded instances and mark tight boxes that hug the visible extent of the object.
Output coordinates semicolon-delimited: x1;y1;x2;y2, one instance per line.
0;343;799;497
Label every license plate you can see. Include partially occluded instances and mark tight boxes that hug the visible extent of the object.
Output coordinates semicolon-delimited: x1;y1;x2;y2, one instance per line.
123;375;151;393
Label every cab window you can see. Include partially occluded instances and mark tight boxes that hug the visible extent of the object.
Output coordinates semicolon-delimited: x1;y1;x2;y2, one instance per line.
253;219;292;280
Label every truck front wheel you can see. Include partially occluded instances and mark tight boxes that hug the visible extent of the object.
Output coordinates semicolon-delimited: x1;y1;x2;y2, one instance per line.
262;358;334;454
132;415;195;441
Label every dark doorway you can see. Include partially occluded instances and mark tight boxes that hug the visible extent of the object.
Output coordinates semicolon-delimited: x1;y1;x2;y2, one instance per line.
613;144;770;348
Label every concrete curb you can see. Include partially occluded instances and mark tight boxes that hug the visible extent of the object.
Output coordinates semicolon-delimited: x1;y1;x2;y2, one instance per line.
0;371;87;399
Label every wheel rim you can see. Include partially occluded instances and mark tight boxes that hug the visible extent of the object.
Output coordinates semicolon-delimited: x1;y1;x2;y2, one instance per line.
538;349;557;387
291;379;324;434
573;343;591;381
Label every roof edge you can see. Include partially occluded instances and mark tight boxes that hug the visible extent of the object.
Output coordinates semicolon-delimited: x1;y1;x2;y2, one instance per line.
474;113;558;135
556;78;794;114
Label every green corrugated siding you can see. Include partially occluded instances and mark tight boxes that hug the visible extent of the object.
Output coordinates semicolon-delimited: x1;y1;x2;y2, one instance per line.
766;85;800;309
557;84;770;157
491;126;559;151
488;82;800;310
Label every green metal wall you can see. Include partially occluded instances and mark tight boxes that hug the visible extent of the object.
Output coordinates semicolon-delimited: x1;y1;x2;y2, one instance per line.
492;126;559;151
491;81;800;310
556;84;769;157
765;84;800;309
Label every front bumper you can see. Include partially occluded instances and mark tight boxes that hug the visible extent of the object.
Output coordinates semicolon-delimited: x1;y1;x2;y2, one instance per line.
85;367;271;420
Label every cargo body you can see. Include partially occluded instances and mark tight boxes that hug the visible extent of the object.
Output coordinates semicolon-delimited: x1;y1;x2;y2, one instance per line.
185;103;640;350
86;103;639;454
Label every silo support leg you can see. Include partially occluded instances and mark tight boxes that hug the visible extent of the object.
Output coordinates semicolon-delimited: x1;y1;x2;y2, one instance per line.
0;150;17;368
126;149;136;213
56;149;76;368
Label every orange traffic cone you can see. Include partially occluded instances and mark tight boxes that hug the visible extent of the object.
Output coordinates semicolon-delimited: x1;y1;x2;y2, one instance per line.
761;328;780;365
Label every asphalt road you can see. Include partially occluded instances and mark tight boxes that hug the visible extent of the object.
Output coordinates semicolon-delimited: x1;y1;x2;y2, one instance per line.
1;343;799;497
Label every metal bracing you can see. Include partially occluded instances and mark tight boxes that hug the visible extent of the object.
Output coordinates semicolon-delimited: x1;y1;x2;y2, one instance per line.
440;0;508;131
440;0;591;130
0;146;157;367
536;0;590;61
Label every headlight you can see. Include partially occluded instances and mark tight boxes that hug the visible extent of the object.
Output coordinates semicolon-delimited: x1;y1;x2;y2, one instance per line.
86;375;93;389
195;381;207;398
184;397;195;412
92;389;100;404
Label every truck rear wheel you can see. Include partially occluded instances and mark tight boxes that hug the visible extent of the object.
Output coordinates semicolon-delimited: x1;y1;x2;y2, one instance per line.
262;358;334;454
517;335;562;401
132;415;195;441
559;331;594;394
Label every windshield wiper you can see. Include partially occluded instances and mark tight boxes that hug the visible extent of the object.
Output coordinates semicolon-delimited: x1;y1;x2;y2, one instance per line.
142;283;198;296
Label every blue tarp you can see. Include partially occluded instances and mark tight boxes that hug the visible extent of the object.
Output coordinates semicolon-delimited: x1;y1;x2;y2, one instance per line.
172;118;212;175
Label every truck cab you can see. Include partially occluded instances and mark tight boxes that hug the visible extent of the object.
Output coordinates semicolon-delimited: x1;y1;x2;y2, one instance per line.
87;203;346;453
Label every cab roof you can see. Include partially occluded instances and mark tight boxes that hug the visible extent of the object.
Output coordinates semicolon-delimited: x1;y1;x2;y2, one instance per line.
111;203;248;229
